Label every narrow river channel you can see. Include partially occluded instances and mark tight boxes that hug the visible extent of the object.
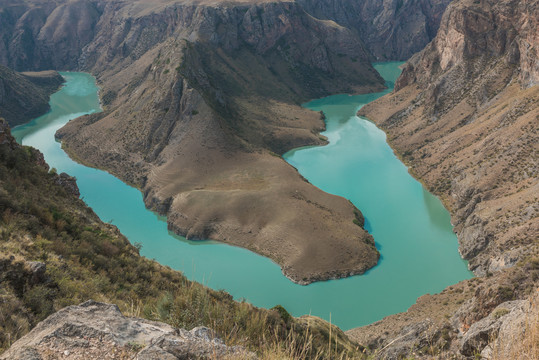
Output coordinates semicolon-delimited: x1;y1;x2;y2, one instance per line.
13;63;472;330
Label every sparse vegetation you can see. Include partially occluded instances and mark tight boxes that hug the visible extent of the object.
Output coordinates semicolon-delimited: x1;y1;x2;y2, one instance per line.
0;124;364;358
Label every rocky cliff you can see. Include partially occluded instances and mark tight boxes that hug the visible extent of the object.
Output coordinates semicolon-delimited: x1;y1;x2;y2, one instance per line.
359;0;538;279
0;0;449;70
348;0;538;358
297;0;452;60
0;65;63;126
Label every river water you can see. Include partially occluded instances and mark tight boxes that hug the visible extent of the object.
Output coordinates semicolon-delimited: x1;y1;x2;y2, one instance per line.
12;64;472;330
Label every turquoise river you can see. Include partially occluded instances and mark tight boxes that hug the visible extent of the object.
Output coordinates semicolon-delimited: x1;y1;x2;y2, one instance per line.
13;63;472;331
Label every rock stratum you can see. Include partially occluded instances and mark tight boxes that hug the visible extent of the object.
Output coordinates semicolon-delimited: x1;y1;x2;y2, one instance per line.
0;65;63;127
348;0;538;358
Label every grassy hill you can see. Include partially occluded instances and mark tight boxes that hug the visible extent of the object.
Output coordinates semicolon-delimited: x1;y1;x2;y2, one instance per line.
0;117;364;358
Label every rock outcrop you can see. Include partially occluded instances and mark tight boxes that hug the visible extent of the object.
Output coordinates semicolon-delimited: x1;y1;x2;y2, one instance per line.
0;300;254;360
458;299;529;357
347;284;539;359
0;117;17;148
0;66;63;126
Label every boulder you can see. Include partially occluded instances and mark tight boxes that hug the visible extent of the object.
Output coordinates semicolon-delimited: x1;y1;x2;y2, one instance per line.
0;300;255;360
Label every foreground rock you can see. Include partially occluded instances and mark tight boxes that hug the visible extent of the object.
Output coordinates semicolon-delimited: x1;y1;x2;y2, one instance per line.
0;300;254;360
347;284;539;359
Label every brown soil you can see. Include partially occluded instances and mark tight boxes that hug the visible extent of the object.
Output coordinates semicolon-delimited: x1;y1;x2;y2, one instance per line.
56;1;383;284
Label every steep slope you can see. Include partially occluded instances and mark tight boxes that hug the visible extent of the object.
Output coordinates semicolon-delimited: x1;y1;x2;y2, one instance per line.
346;0;539;358
359;0;538;277
0;65;62;126
0;0;101;71
0;118;363;358
0;0;384;284
297;0;452;60
0;0;450;69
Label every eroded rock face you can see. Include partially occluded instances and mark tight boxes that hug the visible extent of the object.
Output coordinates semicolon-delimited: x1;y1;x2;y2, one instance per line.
55;173;80;198
297;0;452;61
0;118;16;148
458;299;530;357
358;0;539;276
0;300;254;360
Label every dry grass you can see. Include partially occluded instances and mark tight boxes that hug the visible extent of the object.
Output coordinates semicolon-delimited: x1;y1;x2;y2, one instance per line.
0;134;365;359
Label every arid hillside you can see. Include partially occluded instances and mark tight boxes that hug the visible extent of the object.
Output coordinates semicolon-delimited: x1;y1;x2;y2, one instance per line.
0;65;63;126
359;0;538;277
0;118;364;359
348;0;539;358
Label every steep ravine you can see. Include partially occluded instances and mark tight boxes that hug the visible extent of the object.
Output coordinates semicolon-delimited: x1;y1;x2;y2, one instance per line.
348;0;538;358
1;0;388;284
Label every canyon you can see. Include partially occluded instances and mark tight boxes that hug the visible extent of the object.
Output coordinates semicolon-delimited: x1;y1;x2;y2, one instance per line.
0;0;537;358
0;0;452;283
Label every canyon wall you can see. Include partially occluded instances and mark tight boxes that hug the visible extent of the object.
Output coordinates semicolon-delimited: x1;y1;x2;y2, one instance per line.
360;0;538;277
0;65;63;126
297;0;452;60
349;0;538;358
